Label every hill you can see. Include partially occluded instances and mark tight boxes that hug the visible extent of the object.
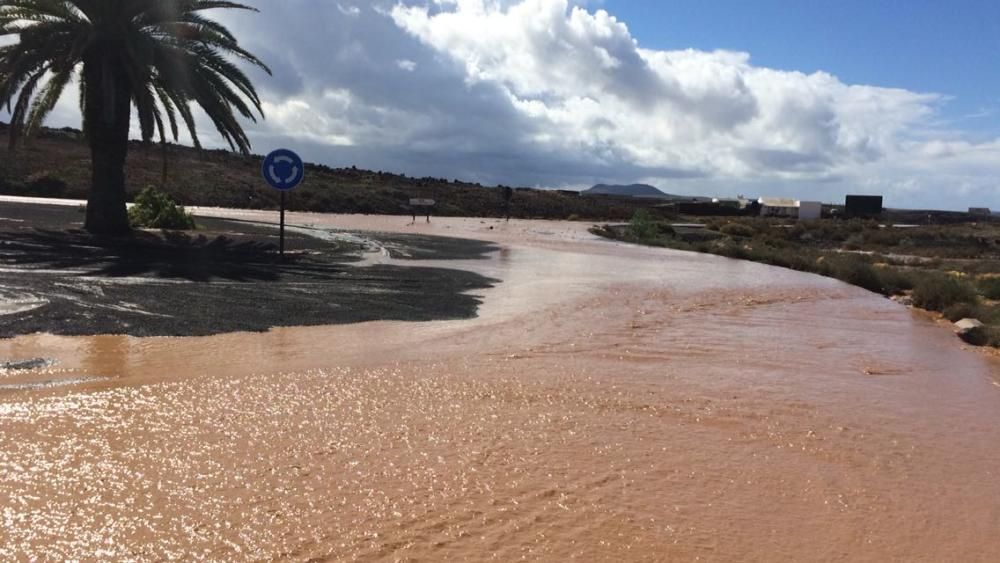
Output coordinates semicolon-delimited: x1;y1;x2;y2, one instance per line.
583;183;669;198
0;122;646;221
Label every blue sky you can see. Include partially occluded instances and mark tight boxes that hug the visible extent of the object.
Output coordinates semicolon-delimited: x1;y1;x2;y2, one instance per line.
608;0;1000;135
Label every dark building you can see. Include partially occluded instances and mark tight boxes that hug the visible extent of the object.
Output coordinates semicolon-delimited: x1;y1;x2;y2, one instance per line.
845;195;883;218
675;202;745;216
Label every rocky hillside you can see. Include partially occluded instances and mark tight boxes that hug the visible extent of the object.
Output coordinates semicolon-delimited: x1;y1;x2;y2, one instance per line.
0;123;645;221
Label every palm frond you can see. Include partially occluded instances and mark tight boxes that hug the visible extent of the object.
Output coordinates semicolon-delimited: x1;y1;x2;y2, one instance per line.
25;65;73;137
0;0;267;152
7;66;46;149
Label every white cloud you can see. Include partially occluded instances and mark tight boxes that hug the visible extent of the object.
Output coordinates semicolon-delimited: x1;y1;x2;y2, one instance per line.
337;3;361;16
4;0;1000;209
390;0;942;180
383;0;1000;208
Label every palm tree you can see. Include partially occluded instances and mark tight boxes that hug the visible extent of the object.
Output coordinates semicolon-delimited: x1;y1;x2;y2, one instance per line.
0;0;269;234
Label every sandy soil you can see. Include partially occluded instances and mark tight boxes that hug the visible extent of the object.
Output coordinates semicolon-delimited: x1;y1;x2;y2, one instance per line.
1;203;999;561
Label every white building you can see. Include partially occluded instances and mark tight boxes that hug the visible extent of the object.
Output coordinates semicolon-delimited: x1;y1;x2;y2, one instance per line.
798;201;822;220
757;198;823;220
758;197;799;218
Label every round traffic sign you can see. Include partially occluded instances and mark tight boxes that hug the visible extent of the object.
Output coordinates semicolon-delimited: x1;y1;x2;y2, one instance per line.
262;148;304;191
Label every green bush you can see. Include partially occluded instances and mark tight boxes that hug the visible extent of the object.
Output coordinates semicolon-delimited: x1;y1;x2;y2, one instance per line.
719;223;755;238
942;303;1000;325
863;228;904;247
973;304;1000;324
715;240;748;260
843;234;864;251
25;172;67;196
744;245;813;272
876;267;914;295
827;255;883;293
942;302;980;323
628;208;658;241
977;277;1000;300
911;275;979;312
128;186;195;230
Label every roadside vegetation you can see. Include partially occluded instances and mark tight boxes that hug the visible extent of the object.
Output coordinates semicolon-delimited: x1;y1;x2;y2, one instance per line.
128;187;195;230
594;213;1000;347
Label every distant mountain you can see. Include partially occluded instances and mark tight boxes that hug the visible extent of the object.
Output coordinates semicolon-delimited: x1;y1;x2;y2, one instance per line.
583;183;666;197
580;183;704;200
581;183;714;202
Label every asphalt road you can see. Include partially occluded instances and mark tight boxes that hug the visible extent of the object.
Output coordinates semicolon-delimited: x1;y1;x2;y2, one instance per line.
0;201;499;337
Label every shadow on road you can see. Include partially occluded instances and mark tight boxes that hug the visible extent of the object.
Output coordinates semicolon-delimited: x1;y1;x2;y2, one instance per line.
0;228;360;282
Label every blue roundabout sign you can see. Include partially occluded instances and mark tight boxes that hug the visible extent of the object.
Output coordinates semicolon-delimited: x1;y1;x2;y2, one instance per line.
261;148;305;257
262;148;304;191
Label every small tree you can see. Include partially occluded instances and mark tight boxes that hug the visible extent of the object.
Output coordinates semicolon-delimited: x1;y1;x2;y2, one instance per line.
629;208;657;240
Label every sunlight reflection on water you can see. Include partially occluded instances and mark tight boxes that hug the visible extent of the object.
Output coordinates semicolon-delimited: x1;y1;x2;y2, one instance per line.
1;215;999;560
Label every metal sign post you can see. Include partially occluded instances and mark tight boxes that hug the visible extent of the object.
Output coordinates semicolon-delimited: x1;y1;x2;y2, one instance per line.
262;149;304;258
280;191;286;254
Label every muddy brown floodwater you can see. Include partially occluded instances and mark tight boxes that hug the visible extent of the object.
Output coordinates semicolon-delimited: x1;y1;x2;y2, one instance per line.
2;212;1000;561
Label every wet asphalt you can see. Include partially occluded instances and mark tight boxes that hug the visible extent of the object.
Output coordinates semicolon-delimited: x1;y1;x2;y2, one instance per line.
0;202;499;337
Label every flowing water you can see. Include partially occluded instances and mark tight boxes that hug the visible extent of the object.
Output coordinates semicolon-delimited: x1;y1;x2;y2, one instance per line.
1;214;999;561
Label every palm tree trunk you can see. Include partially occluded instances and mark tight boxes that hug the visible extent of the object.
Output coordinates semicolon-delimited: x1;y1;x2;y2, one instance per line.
83;54;132;235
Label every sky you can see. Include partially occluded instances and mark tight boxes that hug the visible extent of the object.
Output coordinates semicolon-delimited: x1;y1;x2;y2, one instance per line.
5;0;1000;210
607;0;1000;133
